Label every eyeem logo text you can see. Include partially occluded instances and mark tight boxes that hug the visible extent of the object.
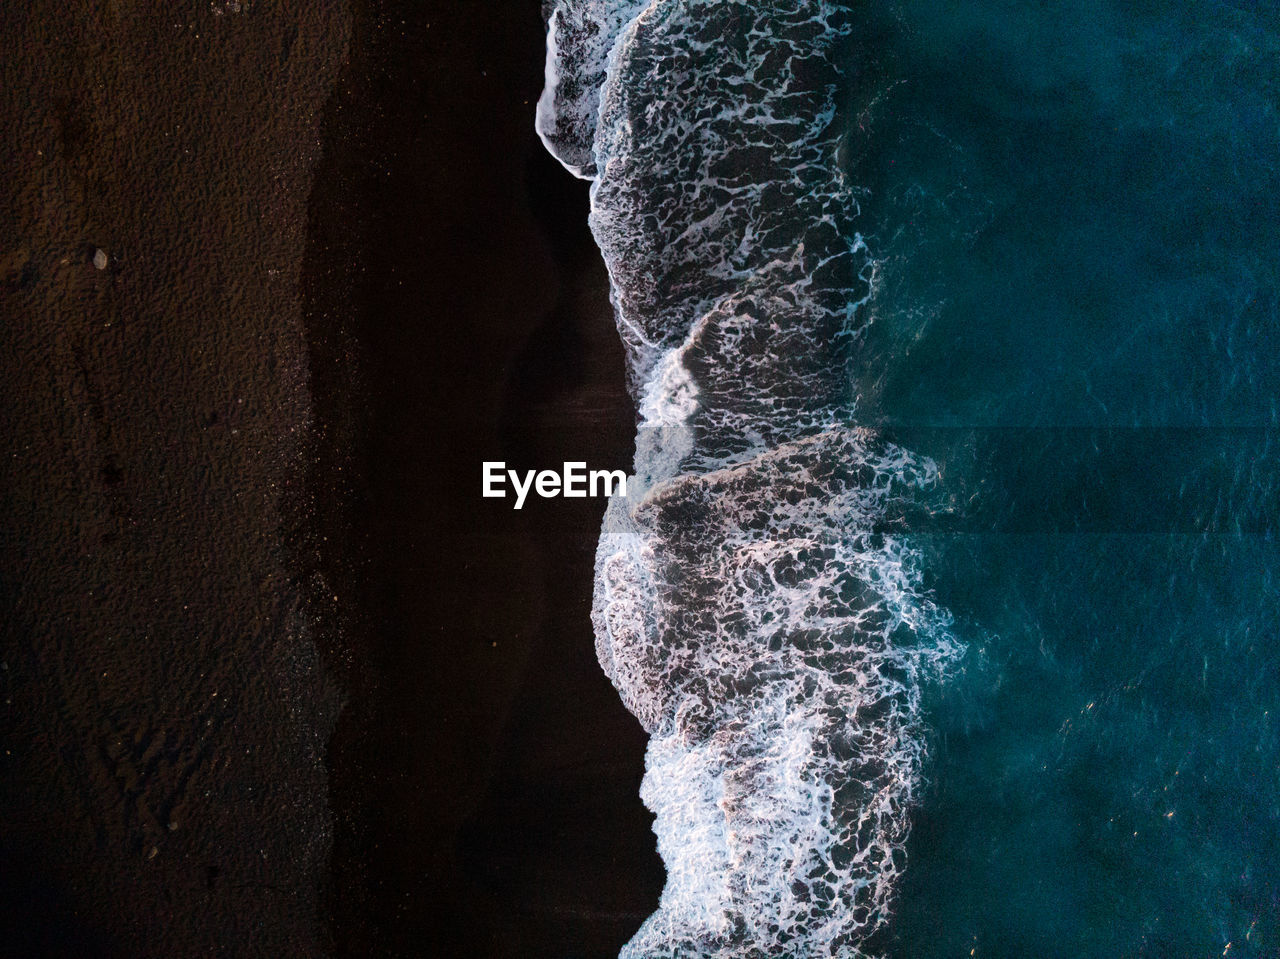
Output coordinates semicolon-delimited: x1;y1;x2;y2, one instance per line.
482;462;627;509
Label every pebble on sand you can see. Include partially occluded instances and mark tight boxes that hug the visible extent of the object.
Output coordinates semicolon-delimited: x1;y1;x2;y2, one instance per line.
93;249;108;270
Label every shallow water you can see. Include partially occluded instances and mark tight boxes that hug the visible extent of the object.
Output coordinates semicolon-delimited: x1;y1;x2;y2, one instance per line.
538;1;1280;955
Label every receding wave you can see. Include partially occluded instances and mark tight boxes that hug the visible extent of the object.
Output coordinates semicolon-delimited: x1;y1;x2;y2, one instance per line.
538;1;962;954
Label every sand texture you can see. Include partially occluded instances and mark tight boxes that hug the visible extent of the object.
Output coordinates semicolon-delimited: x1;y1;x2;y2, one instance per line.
0;2;351;954
302;2;663;955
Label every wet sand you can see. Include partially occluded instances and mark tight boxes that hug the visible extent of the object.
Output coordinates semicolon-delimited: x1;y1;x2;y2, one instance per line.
303;1;663;955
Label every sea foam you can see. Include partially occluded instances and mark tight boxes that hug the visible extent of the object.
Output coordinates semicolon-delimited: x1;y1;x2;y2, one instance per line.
538;1;962;954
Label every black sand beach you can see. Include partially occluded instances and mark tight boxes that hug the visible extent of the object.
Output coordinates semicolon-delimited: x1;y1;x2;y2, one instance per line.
1;1;350;954
1;0;659;955
304;1;662;956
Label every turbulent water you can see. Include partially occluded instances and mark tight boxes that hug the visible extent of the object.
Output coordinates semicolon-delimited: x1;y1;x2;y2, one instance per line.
539;2;961;955
538;1;1279;957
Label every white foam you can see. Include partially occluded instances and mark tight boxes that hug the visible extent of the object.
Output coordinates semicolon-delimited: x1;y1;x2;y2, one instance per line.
538;1;962;954
536;0;652;178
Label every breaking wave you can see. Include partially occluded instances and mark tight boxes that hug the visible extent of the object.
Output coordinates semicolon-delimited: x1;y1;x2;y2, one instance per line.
538;1;962;954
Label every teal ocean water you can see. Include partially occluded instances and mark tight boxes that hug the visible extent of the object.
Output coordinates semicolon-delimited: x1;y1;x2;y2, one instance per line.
848;4;1280;956
538;1;1278;955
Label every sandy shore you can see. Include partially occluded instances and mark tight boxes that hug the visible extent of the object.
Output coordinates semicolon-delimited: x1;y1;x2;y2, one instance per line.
3;0;659;955
304;1;663;955
1;1;349;954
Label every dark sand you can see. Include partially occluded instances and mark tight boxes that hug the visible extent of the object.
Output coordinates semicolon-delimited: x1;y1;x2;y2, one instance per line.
2;0;660;956
0;1;351;955
304;1;663;956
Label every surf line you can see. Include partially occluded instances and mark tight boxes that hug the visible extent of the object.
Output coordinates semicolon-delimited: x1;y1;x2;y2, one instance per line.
482;461;627;509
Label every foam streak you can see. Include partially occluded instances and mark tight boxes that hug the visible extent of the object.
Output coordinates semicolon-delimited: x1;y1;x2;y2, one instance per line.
539;2;961;954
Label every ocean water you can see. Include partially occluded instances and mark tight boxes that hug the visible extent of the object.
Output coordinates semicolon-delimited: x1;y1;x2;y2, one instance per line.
537;2;1280;957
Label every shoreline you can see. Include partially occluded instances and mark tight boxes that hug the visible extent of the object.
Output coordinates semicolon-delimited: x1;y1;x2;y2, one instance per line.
301;0;662;954
0;1;658;953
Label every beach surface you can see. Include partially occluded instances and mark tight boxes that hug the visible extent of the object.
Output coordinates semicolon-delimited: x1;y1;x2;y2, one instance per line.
0;1;350;954
305;1;663;954
2;0;655;955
